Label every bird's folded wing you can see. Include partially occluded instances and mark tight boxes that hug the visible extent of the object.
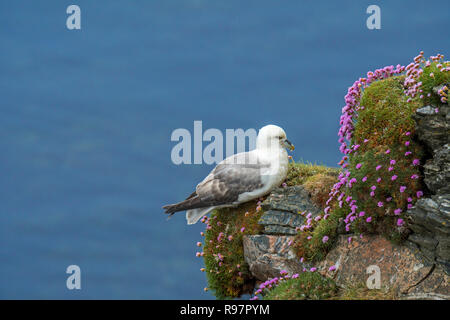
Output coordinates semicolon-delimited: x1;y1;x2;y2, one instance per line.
195;151;270;205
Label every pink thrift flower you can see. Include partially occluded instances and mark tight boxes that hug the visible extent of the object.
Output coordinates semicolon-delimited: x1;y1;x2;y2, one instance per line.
322;236;329;243
359;211;365;217
417;191;423;198
377;201;384;207
405;151;412;156
366;217;372;223
405;141;410;146
391;175;398;181
356;163;362;169
390;159;396;165
400;186;407;193
394;208;402;215
377;177;381;183
370;191;375;197
362;176;368;182
240;227;245;233
412;159;420;166
385;149;391;154
329;265;337;272
376;165;382;171
397;219;404;226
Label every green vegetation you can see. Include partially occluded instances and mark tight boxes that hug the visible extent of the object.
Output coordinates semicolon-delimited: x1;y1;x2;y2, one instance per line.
202;161;339;299
335;283;397;300
202;201;264;299
348;75;424;242
285;161;339;188
292;204;347;262
262;272;338;300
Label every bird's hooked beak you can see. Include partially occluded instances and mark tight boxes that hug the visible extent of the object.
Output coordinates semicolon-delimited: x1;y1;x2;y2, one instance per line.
283;139;295;151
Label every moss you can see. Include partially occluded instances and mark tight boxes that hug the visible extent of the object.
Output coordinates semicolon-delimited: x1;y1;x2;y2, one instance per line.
348;75;425;241
292;203;347;262
335;283;397;300
285;161;339;188
303;173;339;208
202;201;264;299
262;272;338;300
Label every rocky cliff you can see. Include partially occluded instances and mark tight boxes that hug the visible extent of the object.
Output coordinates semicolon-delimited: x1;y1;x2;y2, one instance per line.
200;54;449;300
242;84;450;299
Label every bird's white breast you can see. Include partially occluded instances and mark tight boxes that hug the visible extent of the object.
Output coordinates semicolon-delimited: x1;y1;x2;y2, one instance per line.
236;147;289;203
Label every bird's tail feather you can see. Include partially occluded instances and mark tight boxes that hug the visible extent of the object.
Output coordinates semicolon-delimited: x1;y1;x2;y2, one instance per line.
186;207;215;225
163;195;205;215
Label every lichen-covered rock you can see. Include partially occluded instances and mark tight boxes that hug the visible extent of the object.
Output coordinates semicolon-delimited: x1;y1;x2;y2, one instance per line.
318;234;450;299
258;186;320;235
257;212;303;235
423;144;450;194
413;104;450;152
243;235;303;280
407;194;450;273
406;94;450;273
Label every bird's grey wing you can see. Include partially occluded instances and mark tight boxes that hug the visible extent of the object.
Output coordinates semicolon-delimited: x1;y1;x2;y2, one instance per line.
195;151;270;205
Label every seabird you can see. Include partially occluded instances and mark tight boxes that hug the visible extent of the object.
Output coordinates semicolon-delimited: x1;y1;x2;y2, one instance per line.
163;124;294;224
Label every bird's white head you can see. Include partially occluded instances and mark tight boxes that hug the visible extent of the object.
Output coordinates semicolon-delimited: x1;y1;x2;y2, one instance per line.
256;125;294;151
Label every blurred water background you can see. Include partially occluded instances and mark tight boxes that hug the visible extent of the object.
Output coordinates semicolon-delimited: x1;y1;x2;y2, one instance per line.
0;0;449;299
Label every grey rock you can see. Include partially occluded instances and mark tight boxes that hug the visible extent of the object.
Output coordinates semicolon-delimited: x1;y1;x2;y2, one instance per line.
416;105;438;116
259;210;304;231
424;144;450;194
259;186;320;236
413;103;449;151
243;235;304;280
436;258;450;275
406;93;450;273
408;233;438;252
436;238;450;261
261;186;320;215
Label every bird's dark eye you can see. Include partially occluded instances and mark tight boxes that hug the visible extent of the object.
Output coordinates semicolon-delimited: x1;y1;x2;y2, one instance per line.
278;136;283;140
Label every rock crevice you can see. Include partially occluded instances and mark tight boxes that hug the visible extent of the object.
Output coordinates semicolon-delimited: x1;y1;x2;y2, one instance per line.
407;98;450;274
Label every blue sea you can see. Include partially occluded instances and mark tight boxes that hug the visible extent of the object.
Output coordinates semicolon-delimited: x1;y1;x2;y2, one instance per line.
0;0;449;299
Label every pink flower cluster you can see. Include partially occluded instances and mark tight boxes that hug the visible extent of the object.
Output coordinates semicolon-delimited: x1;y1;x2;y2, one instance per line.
404;52;449;104
320;52;444;239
